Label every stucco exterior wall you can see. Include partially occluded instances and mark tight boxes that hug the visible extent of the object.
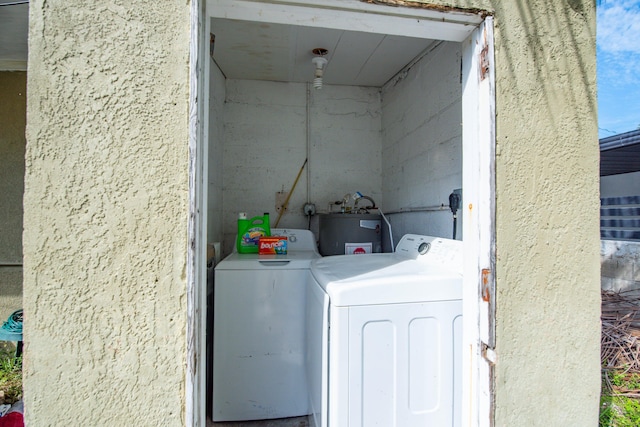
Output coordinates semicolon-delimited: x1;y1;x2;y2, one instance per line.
445;0;600;425
24;2;191;426
23;0;600;426
0;71;26;322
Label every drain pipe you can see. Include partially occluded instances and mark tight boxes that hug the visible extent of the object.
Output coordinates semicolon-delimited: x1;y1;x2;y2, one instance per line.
306;83;311;204
307;83;311;229
305;83;315;230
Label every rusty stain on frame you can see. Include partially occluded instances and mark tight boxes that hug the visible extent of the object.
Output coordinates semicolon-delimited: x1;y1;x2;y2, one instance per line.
479;28;490;81
481;268;491;302
359;0;489;17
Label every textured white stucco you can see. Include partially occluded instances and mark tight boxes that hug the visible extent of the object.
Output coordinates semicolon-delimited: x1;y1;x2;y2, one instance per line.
24;2;191;425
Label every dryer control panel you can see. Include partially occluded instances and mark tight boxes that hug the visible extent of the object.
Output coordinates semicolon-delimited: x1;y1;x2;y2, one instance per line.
395;234;462;274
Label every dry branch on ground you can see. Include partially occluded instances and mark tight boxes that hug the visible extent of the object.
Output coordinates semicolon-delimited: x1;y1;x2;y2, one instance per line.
602;290;640;372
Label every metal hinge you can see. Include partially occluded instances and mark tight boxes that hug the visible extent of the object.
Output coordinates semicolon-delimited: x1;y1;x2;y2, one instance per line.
481;268;496;349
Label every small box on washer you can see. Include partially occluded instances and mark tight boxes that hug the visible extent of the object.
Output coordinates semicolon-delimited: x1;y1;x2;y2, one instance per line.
259;236;288;254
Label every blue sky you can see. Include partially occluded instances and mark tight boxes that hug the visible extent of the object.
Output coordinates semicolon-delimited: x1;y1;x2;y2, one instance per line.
597;0;640;137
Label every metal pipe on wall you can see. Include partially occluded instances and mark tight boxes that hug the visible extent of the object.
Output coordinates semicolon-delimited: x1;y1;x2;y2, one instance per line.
383;205;451;215
306;83;311;204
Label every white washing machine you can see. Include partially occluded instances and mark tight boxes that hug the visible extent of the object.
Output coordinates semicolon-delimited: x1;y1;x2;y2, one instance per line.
213;228;320;421
306;234;463;427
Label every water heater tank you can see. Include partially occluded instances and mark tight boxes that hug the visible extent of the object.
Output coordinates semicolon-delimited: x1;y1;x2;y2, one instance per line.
318;213;382;256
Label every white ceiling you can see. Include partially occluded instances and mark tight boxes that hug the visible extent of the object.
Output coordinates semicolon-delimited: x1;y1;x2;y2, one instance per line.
1;6;436;85
211;18;436;87
0;1;29;70
0;0;473;86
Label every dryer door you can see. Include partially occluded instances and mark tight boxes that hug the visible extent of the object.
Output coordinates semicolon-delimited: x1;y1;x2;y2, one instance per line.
343;300;462;427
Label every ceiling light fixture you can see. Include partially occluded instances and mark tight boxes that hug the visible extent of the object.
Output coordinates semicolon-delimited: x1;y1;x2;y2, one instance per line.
311;48;328;90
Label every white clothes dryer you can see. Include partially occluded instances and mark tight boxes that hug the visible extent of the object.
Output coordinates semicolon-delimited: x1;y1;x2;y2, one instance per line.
306;234;463;427
213;228;320;422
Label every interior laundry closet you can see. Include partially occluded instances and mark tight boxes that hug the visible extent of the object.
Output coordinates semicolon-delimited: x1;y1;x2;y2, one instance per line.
206;17;470;256
200;1;494;425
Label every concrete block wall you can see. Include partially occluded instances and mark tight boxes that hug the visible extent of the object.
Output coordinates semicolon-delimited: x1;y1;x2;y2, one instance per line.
308;85;383;215
207;60;226;247
601;240;640;292
220;79;382;255
221;80;309;254
214;43;461;254
381;41;462;244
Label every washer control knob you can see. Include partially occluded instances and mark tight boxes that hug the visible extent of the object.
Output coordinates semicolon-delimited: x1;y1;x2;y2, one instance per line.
418;242;431;255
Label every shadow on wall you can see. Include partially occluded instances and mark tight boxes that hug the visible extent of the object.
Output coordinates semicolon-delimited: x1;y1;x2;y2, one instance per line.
493;1;596;131
485;0;598;260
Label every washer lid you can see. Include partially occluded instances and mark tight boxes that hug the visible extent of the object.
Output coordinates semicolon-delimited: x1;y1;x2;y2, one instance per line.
310;254;461;306
217;250;320;270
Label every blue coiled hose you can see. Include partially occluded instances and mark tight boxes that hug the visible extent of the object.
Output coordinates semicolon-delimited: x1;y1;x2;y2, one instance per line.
1;310;22;335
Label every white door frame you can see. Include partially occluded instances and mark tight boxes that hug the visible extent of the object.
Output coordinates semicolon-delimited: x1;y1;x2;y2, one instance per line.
187;0;208;425
188;2;496;426
462;16;496;427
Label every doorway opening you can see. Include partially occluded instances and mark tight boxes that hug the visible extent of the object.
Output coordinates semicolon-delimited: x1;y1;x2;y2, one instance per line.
190;1;495;426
